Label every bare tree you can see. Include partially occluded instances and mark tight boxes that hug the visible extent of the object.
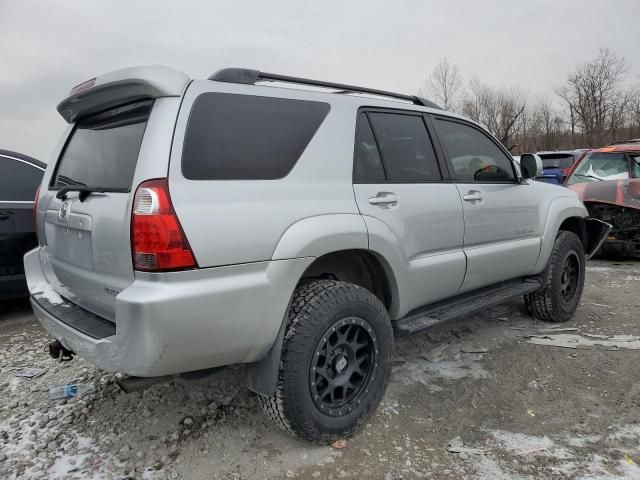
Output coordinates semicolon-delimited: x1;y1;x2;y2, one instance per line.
419;48;637;151
534;99;565;150
460;78;527;146
556;48;628;146
419;58;463;111
608;92;632;142
629;86;640;138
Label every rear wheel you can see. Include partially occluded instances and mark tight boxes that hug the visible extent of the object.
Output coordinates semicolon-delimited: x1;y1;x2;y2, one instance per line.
259;280;393;442
526;230;585;322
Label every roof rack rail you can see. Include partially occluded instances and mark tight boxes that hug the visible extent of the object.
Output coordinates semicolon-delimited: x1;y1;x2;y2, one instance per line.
208;68;443;110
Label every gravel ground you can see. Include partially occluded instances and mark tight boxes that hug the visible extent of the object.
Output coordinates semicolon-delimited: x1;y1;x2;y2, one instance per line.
1;259;639;479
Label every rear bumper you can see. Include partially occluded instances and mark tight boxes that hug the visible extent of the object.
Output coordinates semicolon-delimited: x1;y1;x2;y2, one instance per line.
24;248;313;377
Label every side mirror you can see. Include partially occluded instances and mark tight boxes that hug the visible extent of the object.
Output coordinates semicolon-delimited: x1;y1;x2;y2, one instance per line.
519;154;543;180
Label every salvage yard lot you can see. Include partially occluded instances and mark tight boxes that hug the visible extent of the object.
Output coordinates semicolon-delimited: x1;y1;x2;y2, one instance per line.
1;259;639;480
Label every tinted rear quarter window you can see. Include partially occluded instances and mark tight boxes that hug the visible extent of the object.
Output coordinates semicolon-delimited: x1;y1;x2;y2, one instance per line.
0;158;43;201
52;100;151;190
353;114;385;182
182;93;330;180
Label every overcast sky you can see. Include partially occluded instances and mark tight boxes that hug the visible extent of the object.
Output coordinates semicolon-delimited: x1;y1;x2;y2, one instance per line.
1;0;639;162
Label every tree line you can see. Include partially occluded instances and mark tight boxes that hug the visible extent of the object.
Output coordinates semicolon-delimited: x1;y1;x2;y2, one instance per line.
419;49;640;153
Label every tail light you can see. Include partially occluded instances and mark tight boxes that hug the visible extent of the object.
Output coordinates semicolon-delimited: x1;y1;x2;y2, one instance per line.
131;179;197;272
34;185;40;240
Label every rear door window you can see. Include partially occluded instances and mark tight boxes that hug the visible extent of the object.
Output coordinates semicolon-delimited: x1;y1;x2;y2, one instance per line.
182;93;330;180
367;112;441;182
0;158;44;201
52;100;151;190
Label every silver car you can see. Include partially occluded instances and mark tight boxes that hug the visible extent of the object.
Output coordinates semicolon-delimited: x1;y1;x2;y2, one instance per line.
25;66;609;441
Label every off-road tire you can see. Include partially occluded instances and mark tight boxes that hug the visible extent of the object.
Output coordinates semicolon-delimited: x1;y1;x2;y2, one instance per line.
526;230;585;322
259;280;393;443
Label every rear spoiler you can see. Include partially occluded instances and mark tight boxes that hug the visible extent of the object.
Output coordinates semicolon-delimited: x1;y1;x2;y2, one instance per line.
57;65;190;123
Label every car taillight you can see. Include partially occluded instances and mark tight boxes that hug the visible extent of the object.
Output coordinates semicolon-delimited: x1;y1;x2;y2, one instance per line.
34;185;40;240
131;179;197;272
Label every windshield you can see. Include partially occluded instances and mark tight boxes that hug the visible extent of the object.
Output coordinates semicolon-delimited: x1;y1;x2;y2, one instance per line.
51;100;151;191
566;152;637;185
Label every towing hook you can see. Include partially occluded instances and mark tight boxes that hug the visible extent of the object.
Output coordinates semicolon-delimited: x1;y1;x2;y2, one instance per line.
48;340;74;363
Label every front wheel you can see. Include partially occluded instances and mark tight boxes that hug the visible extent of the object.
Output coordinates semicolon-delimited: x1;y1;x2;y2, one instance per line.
259;280;393;442
526;230;585;322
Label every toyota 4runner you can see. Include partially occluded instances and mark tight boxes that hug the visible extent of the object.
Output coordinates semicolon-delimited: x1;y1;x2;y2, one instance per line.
25;66;610;442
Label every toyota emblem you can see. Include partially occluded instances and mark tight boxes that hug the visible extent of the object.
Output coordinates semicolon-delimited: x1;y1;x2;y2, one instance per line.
58;201;71;222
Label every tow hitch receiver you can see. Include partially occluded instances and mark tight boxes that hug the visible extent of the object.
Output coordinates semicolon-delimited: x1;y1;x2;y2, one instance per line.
48;340;74;362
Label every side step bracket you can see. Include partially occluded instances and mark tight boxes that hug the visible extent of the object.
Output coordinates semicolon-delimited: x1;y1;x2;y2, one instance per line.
393;278;541;337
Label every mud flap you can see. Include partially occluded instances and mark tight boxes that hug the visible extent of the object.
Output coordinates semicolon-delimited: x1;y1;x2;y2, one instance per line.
244;299;291;397
584;218;612;259
244;319;286;396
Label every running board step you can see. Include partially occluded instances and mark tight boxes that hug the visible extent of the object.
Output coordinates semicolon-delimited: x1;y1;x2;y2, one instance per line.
393;279;542;337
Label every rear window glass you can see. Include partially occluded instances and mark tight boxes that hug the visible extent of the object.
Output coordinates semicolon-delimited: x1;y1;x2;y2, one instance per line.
52;101;151;190
182;93;330;180
540;154;574;169
0;158;43;201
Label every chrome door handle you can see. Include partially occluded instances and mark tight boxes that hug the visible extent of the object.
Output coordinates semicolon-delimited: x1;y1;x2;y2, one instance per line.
368;192;398;207
462;191;483;203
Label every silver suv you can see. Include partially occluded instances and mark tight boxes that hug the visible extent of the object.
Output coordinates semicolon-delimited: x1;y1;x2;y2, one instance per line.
25;66;609;442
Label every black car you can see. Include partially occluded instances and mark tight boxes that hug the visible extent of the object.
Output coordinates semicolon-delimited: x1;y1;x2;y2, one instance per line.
0;150;45;300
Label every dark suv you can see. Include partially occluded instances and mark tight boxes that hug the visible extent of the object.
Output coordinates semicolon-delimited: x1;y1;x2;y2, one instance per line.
0;150;45;300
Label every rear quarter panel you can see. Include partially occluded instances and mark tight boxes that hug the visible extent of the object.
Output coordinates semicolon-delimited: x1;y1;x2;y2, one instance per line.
168;81;362;268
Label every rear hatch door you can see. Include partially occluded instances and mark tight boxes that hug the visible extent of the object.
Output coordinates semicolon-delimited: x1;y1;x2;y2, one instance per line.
39;101;152;321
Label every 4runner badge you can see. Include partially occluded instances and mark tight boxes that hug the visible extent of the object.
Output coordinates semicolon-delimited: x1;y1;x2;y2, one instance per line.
104;287;121;297
58;201;71;222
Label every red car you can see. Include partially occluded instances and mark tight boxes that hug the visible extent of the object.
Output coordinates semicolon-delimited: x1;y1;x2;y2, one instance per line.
565;142;640;257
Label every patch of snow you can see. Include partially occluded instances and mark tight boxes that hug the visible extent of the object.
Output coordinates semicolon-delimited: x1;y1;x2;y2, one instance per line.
396;352;489;388
586;266;614;273
605;424;640;443
527;333;640;350
491;430;572;460
31;280;64;305
48;451;90;479
615;459;640;480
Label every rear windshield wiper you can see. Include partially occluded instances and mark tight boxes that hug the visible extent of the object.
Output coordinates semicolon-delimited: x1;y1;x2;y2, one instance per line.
55;186;127;202
56;175;86;187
